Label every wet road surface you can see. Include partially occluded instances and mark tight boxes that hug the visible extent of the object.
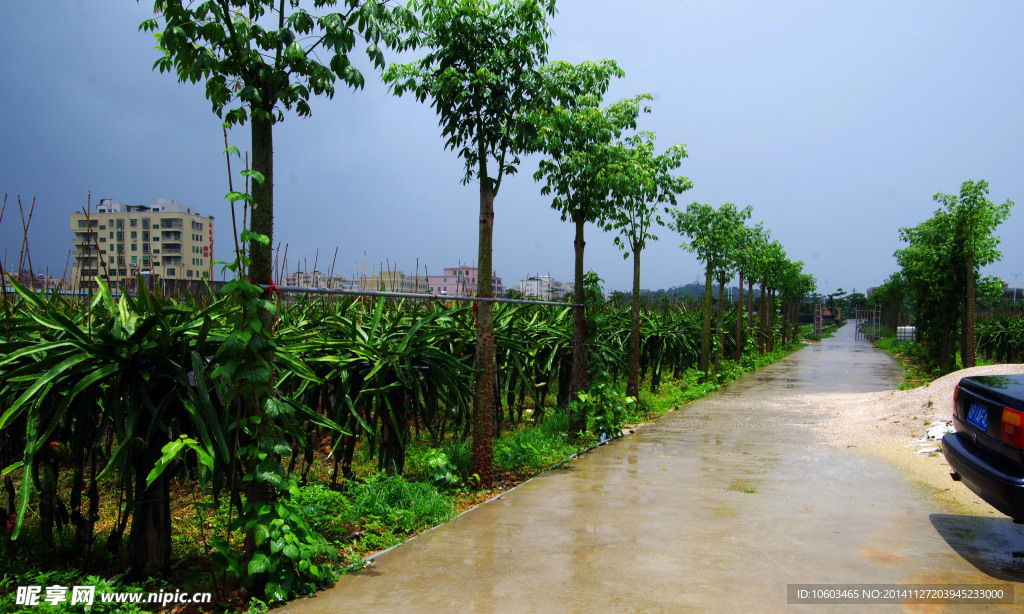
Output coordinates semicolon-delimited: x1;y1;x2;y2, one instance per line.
278;324;1024;612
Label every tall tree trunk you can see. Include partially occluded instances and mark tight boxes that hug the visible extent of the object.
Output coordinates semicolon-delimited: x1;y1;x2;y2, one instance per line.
735;270;744;362
792;298;799;340
758;281;767;355
125;431;171;578
568;214;588;434
470;179;496;489
700;262;714;375
626;247;642;399
379;383;409;475
747;278;755;334
249;110;274;285
715;273;725;367
941;322;952;373
962;253;977;368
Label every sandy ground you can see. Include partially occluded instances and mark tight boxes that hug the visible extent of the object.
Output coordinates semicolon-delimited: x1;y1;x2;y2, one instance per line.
806;363;1024;519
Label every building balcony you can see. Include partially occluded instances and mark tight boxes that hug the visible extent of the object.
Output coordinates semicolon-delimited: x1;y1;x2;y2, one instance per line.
71;234;97;245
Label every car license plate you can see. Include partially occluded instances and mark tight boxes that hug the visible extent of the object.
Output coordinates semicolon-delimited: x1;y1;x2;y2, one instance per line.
966;402;989;432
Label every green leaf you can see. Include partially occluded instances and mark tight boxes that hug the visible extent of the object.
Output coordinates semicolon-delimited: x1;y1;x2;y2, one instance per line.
248;553;269;575
241;229;271;246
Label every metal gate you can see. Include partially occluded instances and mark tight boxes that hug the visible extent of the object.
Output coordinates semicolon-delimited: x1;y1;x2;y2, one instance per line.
854;305;881;341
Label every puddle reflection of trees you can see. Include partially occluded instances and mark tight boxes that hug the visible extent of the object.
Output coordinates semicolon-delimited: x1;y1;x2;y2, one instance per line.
930;513;1024;581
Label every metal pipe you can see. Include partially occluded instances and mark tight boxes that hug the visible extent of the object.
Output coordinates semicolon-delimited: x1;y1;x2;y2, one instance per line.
263;285;582;308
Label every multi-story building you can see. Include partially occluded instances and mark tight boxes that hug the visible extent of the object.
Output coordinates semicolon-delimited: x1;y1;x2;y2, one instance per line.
359;270;430;294
427;265;504;297
70;198;214;291
517;275;574;301
282;270;357;290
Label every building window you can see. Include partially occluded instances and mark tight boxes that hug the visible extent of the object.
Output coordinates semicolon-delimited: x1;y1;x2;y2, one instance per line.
100;237;106;243
130;219;137;227
166;268;175;276
77;220;87;228
130;231;137;240
142;217;150;229
142;244;149;254
116;219;124;228
131;244;137;252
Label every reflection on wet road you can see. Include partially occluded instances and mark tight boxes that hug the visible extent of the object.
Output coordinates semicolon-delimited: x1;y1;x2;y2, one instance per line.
278;325;1024;613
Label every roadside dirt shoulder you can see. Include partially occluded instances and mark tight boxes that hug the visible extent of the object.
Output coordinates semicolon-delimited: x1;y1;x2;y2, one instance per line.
808;364;1024;518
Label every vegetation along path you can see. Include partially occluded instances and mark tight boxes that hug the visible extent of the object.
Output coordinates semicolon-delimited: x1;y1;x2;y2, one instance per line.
277;324;1024;613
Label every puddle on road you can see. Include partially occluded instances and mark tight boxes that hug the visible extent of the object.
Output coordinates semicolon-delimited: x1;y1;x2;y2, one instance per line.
277;326;1024;613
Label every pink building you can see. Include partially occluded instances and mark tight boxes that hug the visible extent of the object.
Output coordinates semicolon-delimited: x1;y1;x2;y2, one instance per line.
427;265;503;297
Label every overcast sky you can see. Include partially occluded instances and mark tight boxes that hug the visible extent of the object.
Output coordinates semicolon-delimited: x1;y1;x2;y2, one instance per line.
2;1;1022;296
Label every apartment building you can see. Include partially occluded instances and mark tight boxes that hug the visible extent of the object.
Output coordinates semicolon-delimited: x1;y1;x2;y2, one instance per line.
427;265;504;297
70;198;214;291
282;270;357;290
517;275;574;301
359;270;429;294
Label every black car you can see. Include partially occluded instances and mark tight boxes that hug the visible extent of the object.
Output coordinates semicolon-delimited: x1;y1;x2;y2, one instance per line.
942;374;1024;522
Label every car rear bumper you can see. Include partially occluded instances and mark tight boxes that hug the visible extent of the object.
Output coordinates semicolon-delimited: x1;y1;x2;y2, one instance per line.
941;431;1024;521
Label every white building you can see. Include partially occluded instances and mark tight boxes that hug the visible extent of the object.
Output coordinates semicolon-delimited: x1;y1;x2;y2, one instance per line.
517;275;574;301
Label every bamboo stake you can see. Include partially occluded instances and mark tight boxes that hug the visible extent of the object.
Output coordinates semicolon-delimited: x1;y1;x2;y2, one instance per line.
0;194;7;305
59;250;71;293
17;196;37;292
328;247;338;290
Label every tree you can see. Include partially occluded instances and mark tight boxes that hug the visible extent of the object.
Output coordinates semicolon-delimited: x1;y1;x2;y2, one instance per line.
609;132;690;396
708;205;752;367
669;202;747;375
531;85;648;433
896;180;1012;371
732;220;765;360
385;0;576;487
758;240;790;352
777;260;814;343
933;180;1013;368
141;0;415;285
896;213;961;370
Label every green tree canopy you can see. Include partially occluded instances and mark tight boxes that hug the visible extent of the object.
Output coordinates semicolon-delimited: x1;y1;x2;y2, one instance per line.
141;0;416;283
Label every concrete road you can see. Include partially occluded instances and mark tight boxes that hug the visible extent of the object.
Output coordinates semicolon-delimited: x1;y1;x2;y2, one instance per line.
277;324;1024;613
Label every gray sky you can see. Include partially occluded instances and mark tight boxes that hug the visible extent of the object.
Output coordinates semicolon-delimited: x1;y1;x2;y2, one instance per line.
2;1;1022;296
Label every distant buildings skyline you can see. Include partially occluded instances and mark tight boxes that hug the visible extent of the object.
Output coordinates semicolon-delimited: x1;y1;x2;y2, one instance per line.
57;199;578;299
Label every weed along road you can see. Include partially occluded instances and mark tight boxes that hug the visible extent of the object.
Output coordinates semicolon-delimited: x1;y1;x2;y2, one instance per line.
277;324;1024;613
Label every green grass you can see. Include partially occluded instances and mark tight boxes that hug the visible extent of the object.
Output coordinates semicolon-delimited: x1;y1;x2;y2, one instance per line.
874;336;939;389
